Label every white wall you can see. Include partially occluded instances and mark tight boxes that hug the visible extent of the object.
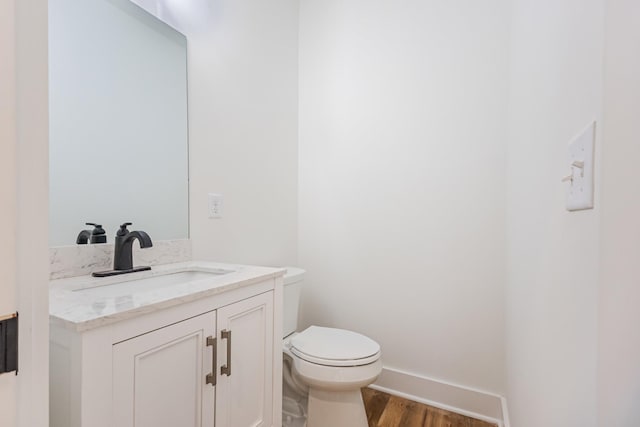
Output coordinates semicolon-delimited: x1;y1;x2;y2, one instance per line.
505;0;604;426
599;1;640;425
298;0;509;393
137;0;299;267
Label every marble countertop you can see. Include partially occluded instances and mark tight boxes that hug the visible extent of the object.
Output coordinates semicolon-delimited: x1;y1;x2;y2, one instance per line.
49;261;286;332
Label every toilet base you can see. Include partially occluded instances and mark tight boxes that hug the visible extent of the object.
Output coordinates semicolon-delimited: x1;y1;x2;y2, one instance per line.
307;388;368;427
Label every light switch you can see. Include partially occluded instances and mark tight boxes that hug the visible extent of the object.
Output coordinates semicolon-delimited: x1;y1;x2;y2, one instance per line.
564;122;595;211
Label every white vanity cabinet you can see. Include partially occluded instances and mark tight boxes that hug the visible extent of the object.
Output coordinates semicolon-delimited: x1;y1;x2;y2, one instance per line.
49;264;283;427
112;311;217;427
112;292;273;427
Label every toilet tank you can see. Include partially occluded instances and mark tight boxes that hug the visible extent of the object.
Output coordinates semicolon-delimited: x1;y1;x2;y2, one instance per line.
283;267;305;338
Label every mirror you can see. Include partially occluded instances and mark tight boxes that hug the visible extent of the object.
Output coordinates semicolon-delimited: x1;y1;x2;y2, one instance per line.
49;0;189;246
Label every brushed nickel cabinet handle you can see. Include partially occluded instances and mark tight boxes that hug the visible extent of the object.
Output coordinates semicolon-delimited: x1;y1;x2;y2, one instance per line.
220;329;232;377
206;336;217;386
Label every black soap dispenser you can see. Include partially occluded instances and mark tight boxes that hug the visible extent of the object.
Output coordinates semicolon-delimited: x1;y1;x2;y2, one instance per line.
76;223;107;244
88;223;107;243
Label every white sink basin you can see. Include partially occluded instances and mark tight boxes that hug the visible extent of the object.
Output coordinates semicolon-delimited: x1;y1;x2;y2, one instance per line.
73;269;234;298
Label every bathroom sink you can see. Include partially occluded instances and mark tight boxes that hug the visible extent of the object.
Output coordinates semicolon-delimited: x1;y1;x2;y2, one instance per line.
73;269;234;298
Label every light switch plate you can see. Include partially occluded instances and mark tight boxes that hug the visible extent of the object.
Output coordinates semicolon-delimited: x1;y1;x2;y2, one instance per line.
566;122;596;211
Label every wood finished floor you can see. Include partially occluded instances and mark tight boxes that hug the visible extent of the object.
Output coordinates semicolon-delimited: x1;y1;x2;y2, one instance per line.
361;388;497;427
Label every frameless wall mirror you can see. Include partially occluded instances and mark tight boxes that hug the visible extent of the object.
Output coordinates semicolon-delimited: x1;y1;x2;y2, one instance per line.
49;0;189;246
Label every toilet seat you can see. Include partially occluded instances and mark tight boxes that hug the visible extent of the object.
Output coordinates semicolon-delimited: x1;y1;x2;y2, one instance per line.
290;326;380;367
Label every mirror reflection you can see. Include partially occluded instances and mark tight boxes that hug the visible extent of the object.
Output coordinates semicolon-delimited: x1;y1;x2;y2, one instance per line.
49;0;189;246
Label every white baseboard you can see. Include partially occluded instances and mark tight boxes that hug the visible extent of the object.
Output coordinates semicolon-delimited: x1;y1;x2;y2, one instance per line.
500;396;511;427
371;367;510;427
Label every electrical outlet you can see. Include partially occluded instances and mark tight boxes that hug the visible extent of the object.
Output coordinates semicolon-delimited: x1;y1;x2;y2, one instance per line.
208;193;223;218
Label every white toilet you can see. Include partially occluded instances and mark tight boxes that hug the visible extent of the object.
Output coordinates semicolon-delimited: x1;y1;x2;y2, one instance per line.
282;268;382;427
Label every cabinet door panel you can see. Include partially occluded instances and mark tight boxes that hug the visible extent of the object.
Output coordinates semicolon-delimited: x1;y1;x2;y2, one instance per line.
113;313;216;427
216;292;274;427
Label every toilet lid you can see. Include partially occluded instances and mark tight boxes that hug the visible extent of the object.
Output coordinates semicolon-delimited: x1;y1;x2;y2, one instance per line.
290;326;380;367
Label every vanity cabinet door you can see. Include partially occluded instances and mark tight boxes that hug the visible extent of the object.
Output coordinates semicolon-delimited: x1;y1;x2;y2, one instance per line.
215;292;274;427
112;312;217;427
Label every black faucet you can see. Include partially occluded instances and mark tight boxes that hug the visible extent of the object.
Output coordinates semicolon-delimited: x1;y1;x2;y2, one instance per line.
92;223;153;277
113;223;153;270
76;229;91;244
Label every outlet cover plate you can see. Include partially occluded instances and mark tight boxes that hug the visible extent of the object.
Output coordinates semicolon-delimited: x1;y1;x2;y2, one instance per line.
208;193;223;218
